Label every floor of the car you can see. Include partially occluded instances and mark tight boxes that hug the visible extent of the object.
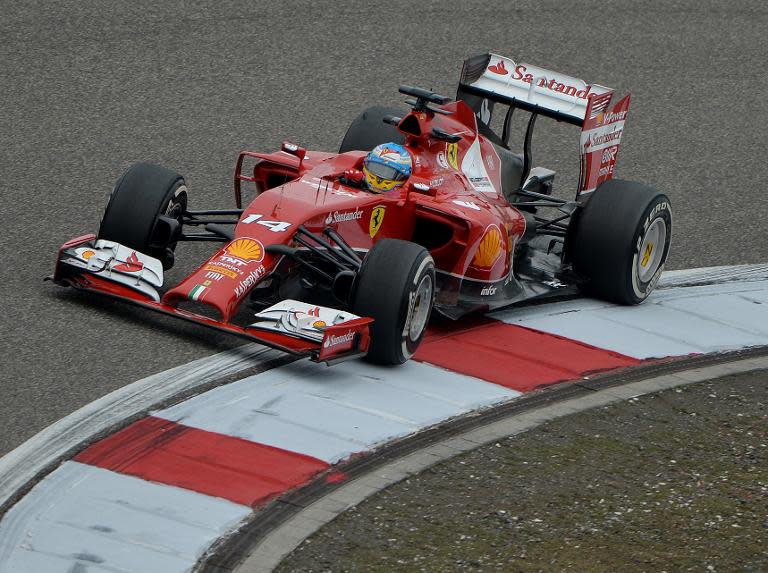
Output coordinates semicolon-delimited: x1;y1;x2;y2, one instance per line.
514;235;568;285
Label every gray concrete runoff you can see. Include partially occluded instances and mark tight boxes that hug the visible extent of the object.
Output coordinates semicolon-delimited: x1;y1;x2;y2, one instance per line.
233;354;768;573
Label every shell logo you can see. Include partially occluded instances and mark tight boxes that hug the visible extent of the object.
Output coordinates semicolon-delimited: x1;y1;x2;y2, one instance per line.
596;112;605;126
226;238;264;261
472;225;504;268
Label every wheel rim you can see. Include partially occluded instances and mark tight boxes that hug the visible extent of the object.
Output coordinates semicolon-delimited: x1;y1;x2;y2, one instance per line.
407;274;433;341
164;185;187;219
637;218;667;282
165;199;183;218
159;186;187;248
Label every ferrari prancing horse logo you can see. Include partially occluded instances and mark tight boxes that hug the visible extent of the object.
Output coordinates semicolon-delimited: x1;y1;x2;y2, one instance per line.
369;206;386;238
447;142;459;170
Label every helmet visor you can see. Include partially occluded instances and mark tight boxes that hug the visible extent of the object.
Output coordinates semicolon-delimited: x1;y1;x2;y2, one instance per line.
364;159;409;182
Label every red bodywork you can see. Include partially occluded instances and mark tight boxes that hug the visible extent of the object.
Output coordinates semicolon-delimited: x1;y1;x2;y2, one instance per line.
53;53;635;362
167;100;525;320
52;99;531;361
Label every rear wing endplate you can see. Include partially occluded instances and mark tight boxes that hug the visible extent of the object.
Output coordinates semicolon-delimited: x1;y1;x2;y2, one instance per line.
578;91;631;195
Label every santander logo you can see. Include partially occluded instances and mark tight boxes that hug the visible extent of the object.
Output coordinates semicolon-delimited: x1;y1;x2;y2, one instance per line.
511;64;593;99
323;330;355;348
488;60;508;75
114;252;144;273
325;208;363;225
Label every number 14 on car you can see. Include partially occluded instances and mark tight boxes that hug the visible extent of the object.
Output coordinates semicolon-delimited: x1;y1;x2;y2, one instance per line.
242;214;292;233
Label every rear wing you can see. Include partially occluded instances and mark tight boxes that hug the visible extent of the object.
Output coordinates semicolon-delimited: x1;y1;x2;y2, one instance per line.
458;53;631;196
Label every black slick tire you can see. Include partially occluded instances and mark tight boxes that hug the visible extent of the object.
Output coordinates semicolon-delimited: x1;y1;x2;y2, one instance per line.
339;106;405;153
570;179;672;305
98;162;187;269
352;239;435;365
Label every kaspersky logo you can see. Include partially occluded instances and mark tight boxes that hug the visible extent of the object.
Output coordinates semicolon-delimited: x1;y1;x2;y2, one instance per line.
234;266;267;298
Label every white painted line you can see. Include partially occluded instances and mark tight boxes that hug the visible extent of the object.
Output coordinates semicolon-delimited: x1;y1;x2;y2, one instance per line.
0;462;250;573
155;359;519;464
491;279;768;359
0;344;282;510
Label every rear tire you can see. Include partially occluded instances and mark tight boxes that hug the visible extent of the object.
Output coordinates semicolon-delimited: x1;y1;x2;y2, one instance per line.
98;162;187;270
570;179;672;304
339;106;405;153
352;239;435;364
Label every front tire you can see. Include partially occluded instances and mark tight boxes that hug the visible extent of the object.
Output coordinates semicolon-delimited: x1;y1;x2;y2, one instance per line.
352;239;435;364
570;179;672;304
98;162;187;269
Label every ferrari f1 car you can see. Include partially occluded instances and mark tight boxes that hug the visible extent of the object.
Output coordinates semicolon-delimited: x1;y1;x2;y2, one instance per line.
52;53;672;365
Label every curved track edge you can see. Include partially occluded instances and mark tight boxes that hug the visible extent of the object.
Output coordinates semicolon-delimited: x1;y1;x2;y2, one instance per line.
0;265;765;572
212;347;768;573
0;345;289;517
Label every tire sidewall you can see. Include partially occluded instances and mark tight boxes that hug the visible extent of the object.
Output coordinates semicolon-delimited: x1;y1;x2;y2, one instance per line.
571;180;672;305
352;239;435;364
628;197;672;302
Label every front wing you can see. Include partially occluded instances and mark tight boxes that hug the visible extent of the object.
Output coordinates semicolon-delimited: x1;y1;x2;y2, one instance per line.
51;235;372;364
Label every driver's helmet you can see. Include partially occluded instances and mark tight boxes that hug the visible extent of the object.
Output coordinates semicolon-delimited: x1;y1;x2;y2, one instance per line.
363;143;412;193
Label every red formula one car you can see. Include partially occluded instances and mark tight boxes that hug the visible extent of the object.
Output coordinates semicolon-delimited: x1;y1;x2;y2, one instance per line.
52;53;672;365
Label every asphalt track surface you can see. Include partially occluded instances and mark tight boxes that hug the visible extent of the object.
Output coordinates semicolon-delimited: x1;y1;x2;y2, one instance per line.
1;0;767;458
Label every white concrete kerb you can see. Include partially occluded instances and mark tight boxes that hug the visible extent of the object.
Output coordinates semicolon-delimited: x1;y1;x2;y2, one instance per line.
237;354;768;573
0;264;765;573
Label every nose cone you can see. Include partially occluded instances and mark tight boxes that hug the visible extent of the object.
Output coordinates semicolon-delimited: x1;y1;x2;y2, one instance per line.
163;237;271;321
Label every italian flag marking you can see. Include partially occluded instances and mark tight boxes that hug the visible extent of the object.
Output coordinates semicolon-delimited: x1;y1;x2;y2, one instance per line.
189;284;207;301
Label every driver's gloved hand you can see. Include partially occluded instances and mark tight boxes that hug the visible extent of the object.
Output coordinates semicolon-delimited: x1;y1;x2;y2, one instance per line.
341;169;366;187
